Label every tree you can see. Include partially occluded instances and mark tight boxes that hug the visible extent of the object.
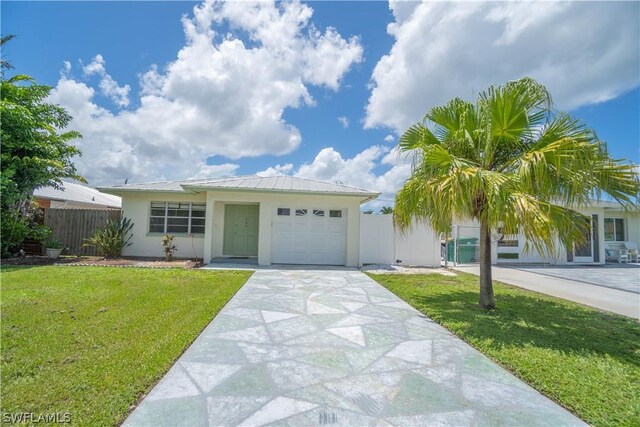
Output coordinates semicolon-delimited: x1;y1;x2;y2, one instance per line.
381;206;393;214
1;35;84;255
394;78;638;309
363;209;374;215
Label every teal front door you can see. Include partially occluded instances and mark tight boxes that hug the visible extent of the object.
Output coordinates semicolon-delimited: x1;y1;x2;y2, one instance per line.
223;204;259;256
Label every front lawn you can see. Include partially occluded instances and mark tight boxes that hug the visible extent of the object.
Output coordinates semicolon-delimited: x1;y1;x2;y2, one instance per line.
1;266;251;426
369;271;640;427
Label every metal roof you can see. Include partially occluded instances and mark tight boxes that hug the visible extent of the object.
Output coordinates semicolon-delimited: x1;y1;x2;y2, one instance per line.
34;181;122;208
100;175;379;199
99;178;216;193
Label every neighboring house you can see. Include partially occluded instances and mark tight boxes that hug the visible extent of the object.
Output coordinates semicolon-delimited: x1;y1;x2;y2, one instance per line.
452;201;640;265
34;182;122;210
100;176;379;266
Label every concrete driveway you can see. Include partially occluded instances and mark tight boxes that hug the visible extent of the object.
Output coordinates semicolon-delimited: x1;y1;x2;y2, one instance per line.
516;264;640;294
454;265;640;319
125;269;583;426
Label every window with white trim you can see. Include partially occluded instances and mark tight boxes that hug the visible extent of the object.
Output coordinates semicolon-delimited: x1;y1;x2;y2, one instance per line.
604;218;625;241
295;209;308;216
329;210;342;218
313;209;325;217
149;202;205;234
277;208;290;216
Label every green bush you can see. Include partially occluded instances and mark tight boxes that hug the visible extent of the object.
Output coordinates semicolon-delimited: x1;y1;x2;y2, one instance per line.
45;238;64;249
0;210;30;257
0;202;50;258
84;217;134;258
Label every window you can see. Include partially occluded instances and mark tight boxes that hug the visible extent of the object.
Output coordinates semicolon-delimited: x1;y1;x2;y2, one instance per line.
497;252;519;259
497;239;519;247
313;209;325;217
277;208;290;216
295;209;308;216
604;218;625;241
329;210;342;218
149;202;206;234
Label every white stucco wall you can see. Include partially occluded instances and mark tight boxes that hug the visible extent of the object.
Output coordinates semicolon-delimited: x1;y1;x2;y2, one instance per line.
359;214;441;267
121;192;206;258
359;215;395;264
203;191;363;266
119;190;364;266
395;221;441;267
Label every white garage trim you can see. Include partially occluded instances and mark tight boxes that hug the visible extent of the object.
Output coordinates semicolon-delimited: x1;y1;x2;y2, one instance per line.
272;205;347;265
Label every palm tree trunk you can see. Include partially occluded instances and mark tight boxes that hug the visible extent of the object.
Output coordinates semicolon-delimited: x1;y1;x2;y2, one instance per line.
479;218;496;309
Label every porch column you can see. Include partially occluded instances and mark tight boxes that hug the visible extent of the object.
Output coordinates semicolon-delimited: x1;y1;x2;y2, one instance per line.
257;201;272;266
203;192;215;263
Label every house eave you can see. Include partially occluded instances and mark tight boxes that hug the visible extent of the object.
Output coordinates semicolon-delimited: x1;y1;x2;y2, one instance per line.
181;185;380;202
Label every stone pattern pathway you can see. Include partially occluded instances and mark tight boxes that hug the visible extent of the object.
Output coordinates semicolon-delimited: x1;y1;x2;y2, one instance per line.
125;269;584;426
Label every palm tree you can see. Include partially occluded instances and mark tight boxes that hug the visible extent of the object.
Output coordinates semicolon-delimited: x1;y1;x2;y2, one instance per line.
394;78;638;309
381;206;393;214
1;35;16;71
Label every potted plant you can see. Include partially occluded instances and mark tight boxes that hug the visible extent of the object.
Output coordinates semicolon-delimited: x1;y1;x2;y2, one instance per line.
45;238;64;259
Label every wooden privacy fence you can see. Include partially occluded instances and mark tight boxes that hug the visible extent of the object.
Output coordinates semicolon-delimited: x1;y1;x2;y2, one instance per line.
44;209;122;256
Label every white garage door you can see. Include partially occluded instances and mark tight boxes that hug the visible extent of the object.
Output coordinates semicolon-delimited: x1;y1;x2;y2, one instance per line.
272;206;347;265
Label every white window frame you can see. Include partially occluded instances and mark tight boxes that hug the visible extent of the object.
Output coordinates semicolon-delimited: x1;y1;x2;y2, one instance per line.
149;201;205;235
604;217;625;242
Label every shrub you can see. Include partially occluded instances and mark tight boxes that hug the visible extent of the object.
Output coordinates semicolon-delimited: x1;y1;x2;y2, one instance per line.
0;201;48;258
0;210;30;257
161;235;177;261
84;217;134;258
45;238;64;249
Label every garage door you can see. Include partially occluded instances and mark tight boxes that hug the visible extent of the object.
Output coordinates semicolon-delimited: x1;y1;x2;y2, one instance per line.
272;206;347;265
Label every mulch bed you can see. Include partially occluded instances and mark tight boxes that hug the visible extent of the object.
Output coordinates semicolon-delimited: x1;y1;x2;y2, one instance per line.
1;256;203;269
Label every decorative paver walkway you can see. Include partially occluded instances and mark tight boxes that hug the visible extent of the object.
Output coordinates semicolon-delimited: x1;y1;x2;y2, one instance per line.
125;269;584;426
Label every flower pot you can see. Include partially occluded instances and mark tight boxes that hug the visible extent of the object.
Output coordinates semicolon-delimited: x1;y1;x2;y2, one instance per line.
46;248;63;259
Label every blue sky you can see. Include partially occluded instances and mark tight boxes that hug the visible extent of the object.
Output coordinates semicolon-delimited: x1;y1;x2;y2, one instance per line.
3;1;639;207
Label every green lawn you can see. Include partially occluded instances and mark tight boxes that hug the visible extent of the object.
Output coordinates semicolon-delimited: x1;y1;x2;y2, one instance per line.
1;266;251;426
369;271;640;427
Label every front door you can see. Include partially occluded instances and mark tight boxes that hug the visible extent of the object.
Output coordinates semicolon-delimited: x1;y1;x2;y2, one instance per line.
223;204;259;256
574;217;594;263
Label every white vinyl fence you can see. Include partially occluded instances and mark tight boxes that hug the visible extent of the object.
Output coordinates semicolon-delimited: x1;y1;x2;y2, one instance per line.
359;214;441;267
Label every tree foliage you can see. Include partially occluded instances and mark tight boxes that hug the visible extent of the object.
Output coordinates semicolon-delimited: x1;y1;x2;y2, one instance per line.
1;76;84;209
394;77;639;309
1;35;84;256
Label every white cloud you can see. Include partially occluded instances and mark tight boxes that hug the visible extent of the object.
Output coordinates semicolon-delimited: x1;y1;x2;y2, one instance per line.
190;163;239;179
383;134;394;143
366;1;640;132
295;146;411;209
256;145;412;210
256;163;294;177
138;64;166;97
82;54;131;108
50;0;363;186
337;116;349;128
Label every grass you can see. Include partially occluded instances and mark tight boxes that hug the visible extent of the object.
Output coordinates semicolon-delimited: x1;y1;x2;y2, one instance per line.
0;266;251;426
369;271;640;427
